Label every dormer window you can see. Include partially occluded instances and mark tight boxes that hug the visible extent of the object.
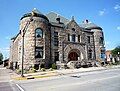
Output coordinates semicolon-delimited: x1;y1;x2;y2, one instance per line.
35;28;43;38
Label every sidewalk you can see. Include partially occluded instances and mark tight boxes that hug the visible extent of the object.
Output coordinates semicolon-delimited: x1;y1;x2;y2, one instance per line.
10;65;120;80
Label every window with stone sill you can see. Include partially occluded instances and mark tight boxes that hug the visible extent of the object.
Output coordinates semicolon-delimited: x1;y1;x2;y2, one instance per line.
99;37;104;44
72;34;76;42
35;28;43;38
88;49;92;59
68;34;70;41
87;36;90;43
54;52;59;62
54;32;59;46
78;35;80;42
35;47;43;58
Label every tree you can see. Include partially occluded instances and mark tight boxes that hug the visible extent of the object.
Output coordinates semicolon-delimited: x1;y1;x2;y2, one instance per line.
111;46;120;57
0;53;3;64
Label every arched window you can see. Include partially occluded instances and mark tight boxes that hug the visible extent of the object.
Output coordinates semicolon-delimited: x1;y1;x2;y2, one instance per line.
35;28;43;38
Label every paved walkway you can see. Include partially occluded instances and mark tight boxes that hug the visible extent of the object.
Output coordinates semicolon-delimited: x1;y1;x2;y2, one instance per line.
0;65;19;91
12;65;120;80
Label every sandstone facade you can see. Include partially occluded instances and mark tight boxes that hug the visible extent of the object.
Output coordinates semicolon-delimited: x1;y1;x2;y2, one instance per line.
9;9;106;69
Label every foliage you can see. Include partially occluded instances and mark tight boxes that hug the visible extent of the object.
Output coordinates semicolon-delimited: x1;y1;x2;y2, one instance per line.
111;46;120;57
16;69;21;74
28;68;36;73
112;61;120;65
52;63;57;69
0;53;3;62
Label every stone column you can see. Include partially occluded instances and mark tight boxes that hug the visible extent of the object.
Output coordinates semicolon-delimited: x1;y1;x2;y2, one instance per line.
70;35;72;42
85;45;88;60
76;36;78;42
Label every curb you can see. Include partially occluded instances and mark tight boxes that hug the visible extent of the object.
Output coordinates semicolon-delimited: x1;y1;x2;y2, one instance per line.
11;65;120;81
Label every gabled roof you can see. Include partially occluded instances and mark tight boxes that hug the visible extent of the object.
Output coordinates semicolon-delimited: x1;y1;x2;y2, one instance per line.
65;17;84;31
46;12;69;24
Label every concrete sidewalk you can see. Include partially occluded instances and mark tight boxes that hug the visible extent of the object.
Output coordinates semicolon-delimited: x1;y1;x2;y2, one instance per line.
10;65;120;80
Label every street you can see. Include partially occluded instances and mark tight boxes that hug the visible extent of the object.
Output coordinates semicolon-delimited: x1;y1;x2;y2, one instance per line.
15;68;120;91
0;64;120;91
0;65;19;91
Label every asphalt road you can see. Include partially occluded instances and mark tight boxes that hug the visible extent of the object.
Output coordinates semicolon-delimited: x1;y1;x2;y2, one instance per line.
0;65;20;91
16;68;120;91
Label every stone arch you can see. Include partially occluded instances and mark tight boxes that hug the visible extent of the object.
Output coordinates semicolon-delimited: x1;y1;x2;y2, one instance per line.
68;49;80;61
64;44;86;63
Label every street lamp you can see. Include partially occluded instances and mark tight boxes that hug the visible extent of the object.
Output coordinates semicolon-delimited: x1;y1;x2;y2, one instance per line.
21;12;34;77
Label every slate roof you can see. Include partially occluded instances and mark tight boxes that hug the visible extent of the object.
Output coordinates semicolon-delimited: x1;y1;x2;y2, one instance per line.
20;8;49;21
46;12;69;25
79;22;102;30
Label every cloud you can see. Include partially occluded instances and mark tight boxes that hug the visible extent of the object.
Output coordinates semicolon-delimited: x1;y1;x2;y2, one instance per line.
99;9;106;16
117;26;120;30
114;4;120;11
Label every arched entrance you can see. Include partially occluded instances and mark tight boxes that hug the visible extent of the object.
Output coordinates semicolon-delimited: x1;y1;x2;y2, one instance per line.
64;44;87;63
68;52;79;61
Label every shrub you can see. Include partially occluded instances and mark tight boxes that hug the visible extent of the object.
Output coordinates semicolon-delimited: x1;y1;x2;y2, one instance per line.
28;68;36;73
52;63;57;69
16;69;21;74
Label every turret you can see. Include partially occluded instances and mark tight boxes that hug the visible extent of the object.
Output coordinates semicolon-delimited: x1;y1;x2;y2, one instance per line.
19;8;51;69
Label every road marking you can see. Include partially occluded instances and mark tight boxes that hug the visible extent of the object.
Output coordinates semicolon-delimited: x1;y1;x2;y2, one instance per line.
16;84;25;91
39;74;120;89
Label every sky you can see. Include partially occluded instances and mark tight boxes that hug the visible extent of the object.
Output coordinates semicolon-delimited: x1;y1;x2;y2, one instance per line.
0;0;120;59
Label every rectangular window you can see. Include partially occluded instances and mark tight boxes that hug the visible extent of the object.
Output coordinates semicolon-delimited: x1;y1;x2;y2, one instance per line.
88;50;92;59
68;34;70;41
99;37;104;44
78;35;80;42
35;47;43;58
54;32;59;46
72;34;76;42
54;52;59;62
87;36;90;43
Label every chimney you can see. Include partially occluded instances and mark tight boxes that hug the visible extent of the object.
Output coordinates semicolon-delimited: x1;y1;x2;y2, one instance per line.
83;19;89;24
56;14;60;23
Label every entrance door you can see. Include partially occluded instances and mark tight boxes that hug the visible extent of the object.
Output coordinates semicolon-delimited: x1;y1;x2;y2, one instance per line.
68;52;78;61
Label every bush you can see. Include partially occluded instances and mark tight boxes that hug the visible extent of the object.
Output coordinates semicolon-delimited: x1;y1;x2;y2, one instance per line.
28;68;36;73
16;69;21;74
52;63;57;69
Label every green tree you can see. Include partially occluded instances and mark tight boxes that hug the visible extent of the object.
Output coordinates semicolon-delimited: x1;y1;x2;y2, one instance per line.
111;46;120;57
0;53;3;64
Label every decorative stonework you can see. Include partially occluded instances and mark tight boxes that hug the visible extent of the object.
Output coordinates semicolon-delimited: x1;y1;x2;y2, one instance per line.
10;10;105;69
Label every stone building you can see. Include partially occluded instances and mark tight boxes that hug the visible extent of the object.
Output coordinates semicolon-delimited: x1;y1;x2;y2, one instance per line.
9;9;106;69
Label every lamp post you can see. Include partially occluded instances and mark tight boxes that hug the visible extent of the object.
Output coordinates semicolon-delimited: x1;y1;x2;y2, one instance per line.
21;13;34;77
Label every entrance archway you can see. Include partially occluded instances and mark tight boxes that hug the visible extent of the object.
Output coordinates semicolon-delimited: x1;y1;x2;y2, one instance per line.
68;52;78;61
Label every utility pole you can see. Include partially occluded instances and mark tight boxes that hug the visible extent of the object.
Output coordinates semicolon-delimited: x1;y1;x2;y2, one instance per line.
21;13;34;77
